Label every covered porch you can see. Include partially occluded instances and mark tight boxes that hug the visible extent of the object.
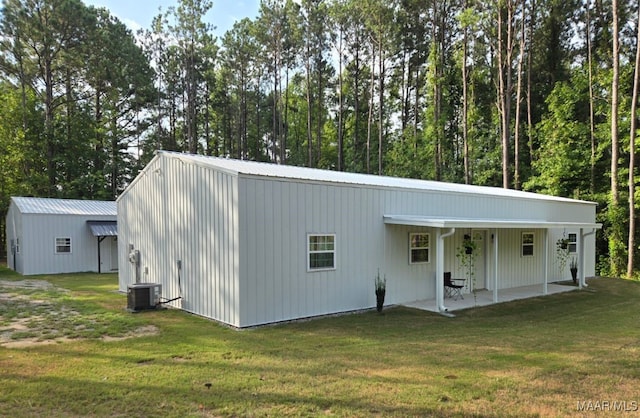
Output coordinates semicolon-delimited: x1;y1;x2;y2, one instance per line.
403;282;579;313
383;215;601;314
87;220;118;273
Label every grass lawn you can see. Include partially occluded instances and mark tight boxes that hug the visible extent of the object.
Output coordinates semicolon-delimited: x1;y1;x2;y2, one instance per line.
1;265;639;417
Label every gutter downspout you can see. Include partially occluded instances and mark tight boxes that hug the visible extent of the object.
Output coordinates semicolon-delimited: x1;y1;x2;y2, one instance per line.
437;228;456;313
579;228;597;288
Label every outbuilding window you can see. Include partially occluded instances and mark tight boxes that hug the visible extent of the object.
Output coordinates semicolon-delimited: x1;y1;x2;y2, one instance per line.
409;233;430;263
522;232;534;256
55;237;72;254
308;234;336;271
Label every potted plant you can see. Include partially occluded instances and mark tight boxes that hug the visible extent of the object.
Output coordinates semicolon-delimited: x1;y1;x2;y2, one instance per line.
570;257;578;284
463;234;476;254
558;238;569;250
374;269;386;313
556;237;571;279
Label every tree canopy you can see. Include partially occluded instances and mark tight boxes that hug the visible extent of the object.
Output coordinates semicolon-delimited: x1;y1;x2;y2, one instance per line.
1;0;639;276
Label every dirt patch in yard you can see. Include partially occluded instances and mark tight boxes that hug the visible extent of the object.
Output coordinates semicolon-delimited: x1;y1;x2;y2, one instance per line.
0;279;55;290
0;279;158;348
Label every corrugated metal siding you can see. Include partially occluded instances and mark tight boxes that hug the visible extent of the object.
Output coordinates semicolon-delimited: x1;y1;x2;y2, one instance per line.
118;155;241;327
19;213;115;275
238;177;384;327
383;224;436;303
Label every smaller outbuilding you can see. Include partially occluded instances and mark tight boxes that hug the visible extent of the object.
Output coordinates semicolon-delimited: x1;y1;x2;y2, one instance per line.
6;197;118;275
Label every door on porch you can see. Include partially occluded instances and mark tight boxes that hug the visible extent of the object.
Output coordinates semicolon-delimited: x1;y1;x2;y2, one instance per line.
472;230;487;290
110;237;118;271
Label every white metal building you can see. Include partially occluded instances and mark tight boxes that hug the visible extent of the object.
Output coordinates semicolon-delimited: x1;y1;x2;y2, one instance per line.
118;151;601;328
6;197;118;275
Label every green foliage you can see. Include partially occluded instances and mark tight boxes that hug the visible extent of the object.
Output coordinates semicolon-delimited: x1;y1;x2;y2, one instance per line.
525;76;592;197
556;236;571;276
374;268;386;294
605;201;628;277
2;0;640;273
455;233;479;294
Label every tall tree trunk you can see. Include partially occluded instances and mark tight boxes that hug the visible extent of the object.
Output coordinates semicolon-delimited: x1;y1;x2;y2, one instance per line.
462;0;470;184
378;35;384;175
316;63;323;166
354;46;360;172
283;66;289;164
513;0;526;190
627;1;640;277
187;40;197;154
526;0;535;164
611;0;619;205
367;42;375;174
241;70;247;160
110;116;118;199
273;57;279;162
497;0;514;189
45;58;56;196
587;0;596;194
305;41;313;167
610;0;622;276
414;66;420;143
432;3;442;182
337;29;344;171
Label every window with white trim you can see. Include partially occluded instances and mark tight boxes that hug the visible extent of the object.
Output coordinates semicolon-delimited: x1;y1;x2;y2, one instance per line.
409;233;430;264
522;232;534;256
568;233;577;253
308;234;336;271
55;237;72;254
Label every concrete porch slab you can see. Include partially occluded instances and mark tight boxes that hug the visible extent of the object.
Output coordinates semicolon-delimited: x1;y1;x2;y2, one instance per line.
403;283;579;313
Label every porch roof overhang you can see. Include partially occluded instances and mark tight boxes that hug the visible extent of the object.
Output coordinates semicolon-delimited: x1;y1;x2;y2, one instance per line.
383;215;602;230
87;220;118;237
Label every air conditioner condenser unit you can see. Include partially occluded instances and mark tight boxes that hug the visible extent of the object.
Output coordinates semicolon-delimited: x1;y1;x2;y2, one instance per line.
127;283;161;312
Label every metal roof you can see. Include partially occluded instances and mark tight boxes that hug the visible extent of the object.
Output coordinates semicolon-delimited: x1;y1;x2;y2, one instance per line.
160;151;596;206
383;215;602;230
11;197;116;216
87;221;118;236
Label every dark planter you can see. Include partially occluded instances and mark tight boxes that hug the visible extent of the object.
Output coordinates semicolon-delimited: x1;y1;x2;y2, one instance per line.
375;289;385;312
465;246;473;255
570;268;578;284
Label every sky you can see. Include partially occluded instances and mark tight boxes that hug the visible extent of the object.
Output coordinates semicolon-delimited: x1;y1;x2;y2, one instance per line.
83;0;261;37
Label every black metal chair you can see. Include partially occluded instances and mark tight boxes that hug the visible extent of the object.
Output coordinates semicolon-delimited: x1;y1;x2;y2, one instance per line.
444;272;465;300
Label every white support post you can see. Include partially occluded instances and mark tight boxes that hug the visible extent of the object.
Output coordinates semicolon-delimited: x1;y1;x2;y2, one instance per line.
543;228;548;295
578;228;585;289
437;228;455;312
493;229;498;303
